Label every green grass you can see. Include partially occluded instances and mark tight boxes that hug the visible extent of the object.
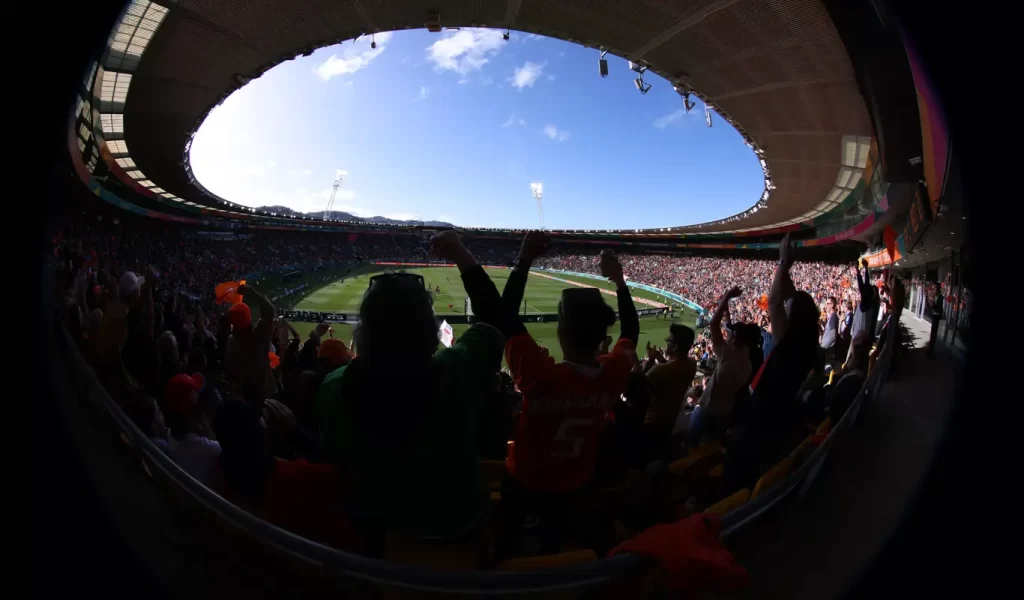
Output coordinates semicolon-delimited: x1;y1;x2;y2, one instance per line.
285;266;699;362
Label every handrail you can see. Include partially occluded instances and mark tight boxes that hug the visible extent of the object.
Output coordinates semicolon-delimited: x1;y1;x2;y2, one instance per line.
55;307;898;594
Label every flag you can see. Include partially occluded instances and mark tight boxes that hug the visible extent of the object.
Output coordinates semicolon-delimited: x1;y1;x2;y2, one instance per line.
438;320;454;348
883;225;898;263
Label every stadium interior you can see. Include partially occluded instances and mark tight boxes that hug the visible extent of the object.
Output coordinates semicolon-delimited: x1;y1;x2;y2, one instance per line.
41;1;978;598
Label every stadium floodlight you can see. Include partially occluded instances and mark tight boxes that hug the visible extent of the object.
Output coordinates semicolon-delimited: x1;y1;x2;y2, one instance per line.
530;182;545;230
628;61;647;74
599;49;609;77
503;29;510;41
704;103;713;127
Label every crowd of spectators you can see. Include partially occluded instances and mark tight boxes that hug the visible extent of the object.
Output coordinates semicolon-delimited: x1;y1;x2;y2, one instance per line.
53;207;905;583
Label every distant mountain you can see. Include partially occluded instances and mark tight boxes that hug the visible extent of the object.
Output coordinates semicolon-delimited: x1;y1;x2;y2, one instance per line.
255;206;452;228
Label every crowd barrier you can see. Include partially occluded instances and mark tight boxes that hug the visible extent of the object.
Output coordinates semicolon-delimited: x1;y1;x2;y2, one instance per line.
536;268;707;315
278;307;669;325
54;305;896;595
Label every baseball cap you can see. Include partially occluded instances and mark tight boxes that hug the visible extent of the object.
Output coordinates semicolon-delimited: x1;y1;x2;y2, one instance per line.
318;338;353;369
119;271;145;298
226;302;252;330
165;372;206;419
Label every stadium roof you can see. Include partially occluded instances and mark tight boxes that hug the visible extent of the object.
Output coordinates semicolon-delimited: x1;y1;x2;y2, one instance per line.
113;0;872;233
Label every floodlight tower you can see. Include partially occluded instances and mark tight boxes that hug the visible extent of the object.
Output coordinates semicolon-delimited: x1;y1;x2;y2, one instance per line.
530;182;545;230
323;169;347;220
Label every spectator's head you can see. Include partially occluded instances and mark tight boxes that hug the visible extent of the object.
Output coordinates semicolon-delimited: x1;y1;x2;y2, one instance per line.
665;324;695;357
165;372;215;440
827;296;837;313
318;338;352;371
686;385;703;406
226;302;252;334
156;330;179;366
353;275;437;365
118;271;144;305
557;288;616;361
213;399;272;501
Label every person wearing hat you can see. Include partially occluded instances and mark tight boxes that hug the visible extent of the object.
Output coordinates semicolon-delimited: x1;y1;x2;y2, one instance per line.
315;230;505;543
643;323;697;460
224;284;279;399
499;233;639;556
164;372;221;488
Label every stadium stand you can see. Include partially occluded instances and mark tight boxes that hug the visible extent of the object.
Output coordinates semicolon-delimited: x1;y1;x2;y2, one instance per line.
49;0;970;596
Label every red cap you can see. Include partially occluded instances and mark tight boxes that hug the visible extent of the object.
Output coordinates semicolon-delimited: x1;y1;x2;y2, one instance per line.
318;339;353;369
226;302;252;330
166;372;206;419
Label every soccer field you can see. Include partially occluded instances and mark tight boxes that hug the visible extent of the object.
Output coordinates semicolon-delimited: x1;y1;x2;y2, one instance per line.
286;266;699;362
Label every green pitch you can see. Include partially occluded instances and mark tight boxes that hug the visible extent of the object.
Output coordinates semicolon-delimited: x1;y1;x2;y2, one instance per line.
287;266;699;362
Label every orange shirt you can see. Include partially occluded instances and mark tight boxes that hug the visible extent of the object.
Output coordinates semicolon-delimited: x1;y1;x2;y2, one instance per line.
505;334;634;493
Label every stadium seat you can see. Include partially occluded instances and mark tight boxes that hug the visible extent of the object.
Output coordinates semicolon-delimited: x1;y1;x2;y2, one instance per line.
497;549;599;570
708;464;724;478
789;435;815;467
815;417;832;436
751;458;794;500
383;533;486;570
704;488;750;516
668;441;723;475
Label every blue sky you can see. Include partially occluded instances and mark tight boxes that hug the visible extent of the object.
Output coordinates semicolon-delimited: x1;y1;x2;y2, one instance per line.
189;29;764;229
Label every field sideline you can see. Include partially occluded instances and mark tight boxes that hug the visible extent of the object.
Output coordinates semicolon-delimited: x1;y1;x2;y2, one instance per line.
286;266;699;362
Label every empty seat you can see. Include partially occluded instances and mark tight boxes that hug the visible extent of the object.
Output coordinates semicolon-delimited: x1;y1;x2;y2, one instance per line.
668;441;723;475
751;457;794;500
704;488;750;516
497;549;599;570
789;435;814;467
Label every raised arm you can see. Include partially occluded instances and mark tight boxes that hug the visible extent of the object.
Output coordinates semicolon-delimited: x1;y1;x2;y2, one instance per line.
769;233;796;342
710;286;741;355
502;231;551;339
430;230;503;329
239;283;276;342
600;250;639;347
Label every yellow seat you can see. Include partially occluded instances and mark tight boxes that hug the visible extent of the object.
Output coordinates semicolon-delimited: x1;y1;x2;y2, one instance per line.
383;534;483;570
497;549;599;570
815;417;832;436
789;435;814;467
708;464;724;477
751;457;793;500
668;441;723;475
704;488;750;516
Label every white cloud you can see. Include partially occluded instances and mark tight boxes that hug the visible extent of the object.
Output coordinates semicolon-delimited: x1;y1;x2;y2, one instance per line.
418;86;430;100
509;61;546;89
287;167;313;177
481;76;494;86
266;159;276;168
313;32;394;80
547;74;556;81
457;78;469;85
543;124;569;142
653;108;688;129
426;29;505;74
502;114;527;128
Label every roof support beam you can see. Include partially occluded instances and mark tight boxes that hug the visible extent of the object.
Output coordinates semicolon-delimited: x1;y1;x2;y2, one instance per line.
630;0;742;60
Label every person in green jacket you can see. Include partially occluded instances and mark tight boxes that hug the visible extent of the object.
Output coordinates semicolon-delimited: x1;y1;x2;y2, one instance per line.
317;231;505;544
